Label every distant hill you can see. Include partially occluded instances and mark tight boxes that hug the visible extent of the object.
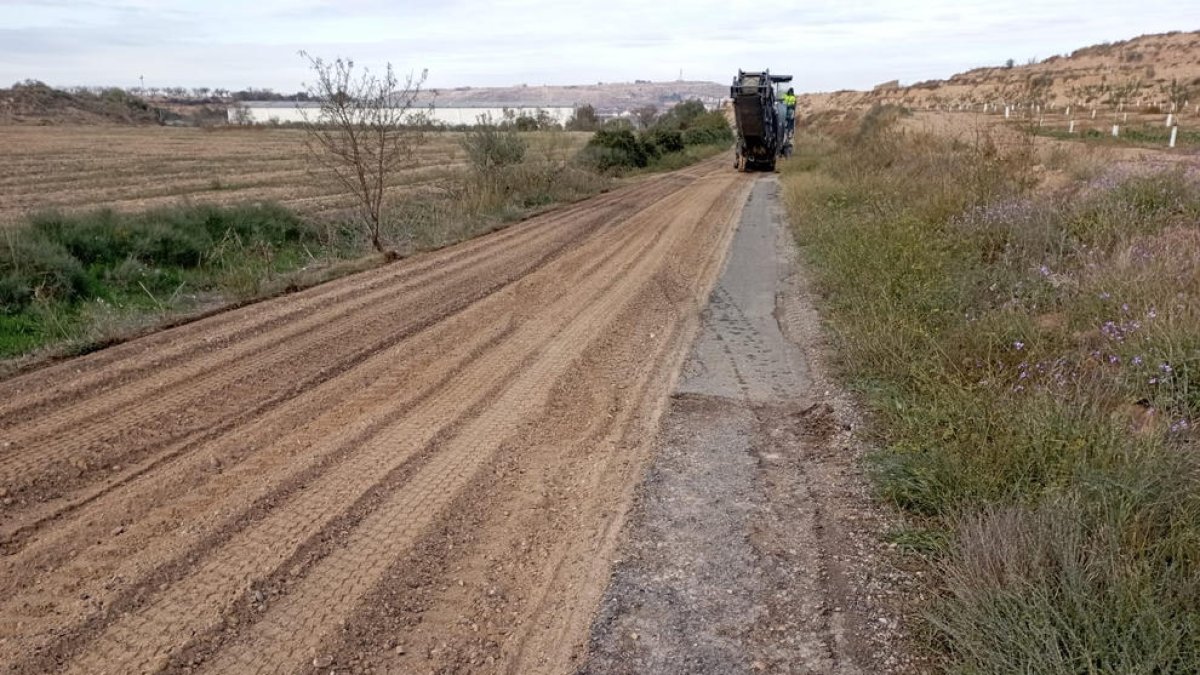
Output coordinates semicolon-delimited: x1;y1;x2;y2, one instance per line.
424;80;728;112
0;81;169;125
0;79;730;126
801;30;1200;111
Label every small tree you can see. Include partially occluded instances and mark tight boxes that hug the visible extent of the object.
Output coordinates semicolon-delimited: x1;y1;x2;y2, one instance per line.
1163;78;1190;111
566;104;600;131
658;99;706;130
299;51;427;256
633;104;658;129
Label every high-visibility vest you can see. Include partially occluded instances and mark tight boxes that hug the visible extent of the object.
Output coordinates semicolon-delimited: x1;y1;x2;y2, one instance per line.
783;93;797;107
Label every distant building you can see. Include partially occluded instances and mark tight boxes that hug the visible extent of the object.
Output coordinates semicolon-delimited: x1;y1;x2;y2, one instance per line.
227;101;576;126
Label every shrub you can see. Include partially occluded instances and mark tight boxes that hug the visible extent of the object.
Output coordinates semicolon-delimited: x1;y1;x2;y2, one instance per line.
658;99;707;130
565;104;600;131
681;111;733;146
578;128;649;172
641;127;684;155
460;118;527;175
0;234;90;309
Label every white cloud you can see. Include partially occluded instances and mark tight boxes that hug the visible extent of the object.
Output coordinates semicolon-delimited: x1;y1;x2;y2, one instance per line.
0;0;1197;91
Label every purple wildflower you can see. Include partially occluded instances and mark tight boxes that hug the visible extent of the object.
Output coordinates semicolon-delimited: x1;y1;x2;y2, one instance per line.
1013;341;1025;350
1160;363;1173;374
1132;356;1144;366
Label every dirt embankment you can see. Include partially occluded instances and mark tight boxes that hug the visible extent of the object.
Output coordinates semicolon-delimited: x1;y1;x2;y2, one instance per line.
0;81;167;126
800;30;1200;112
0;156;749;673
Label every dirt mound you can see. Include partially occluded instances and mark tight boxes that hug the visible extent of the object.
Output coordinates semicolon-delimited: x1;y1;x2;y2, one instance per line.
802;30;1200;112
0;81;167;125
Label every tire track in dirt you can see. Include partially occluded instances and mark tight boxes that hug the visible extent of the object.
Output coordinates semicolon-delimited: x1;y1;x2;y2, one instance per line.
56;172;694;675
0;184;660;662
196;181;715;674
315;174;748;675
0;156;748;674
0;178;687;518
0;174;676;426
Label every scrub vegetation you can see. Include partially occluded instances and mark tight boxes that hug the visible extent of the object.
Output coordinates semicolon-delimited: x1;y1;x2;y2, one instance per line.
577;99;734;173
782;105;1200;673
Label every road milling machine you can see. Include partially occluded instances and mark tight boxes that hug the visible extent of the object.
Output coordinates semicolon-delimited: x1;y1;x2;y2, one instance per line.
730;69;793;171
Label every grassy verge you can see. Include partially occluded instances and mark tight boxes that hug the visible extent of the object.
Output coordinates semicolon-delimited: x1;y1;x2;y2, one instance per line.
781;107;1200;672
0;203;338;360
1029;123;1200;148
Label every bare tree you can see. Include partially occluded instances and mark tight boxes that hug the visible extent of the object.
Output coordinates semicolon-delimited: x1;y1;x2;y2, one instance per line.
299;51;427;256
1162;78;1190;112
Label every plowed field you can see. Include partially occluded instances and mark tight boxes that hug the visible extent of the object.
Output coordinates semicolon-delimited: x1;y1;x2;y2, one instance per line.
0;126;588;224
0;156;750;673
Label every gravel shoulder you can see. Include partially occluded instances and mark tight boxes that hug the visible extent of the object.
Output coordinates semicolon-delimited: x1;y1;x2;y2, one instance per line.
579;176;923;674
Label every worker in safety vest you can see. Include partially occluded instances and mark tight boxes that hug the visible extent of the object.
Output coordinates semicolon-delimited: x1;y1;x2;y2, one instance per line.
782;88;797;134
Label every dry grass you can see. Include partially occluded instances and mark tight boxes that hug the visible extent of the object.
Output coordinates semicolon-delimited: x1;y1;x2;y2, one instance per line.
781;109;1200;672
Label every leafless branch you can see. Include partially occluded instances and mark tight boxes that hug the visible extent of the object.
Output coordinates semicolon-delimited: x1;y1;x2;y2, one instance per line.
298;51;429;256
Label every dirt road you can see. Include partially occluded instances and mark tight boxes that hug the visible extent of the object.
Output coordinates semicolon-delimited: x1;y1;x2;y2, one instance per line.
0;156;751;673
579;178;916;674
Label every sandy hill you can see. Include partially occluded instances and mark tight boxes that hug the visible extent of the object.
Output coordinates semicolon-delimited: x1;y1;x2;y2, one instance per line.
0;81;169;125
802;30;1200;112
424;80;728;112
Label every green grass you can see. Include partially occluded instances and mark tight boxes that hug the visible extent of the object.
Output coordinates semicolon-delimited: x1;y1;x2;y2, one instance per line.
0;202;336;359
781;108;1200;672
1031;124;1200;147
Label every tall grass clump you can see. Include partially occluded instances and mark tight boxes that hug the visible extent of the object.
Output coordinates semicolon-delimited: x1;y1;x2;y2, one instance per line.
782;106;1200;672
0;202;327;358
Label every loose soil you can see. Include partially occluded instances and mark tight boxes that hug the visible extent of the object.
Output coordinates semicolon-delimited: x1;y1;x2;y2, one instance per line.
0;156;749;673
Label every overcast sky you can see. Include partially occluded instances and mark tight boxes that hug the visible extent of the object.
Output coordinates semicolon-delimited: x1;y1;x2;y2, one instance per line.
3;1;1199;94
